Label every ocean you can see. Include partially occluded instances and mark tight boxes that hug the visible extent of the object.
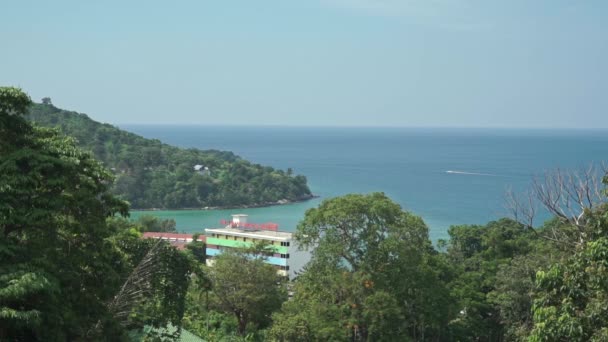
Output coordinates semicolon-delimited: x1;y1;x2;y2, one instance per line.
123;126;608;241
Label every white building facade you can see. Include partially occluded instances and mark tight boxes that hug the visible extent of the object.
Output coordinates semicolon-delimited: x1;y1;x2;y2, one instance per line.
205;214;311;279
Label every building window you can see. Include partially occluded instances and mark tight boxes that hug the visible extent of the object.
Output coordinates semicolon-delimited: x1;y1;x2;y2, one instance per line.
280;241;290;247
280;254;290;259
280;266;290;271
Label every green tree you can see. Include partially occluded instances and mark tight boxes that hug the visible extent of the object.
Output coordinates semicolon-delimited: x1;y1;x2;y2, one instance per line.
443;218;537;341
1;87;193;340
487;252;553;341
0;87;129;340
185;233;207;263
204;248;286;336
108;233;192;339
529;210;608;341
272;193;450;341
136;214;177;233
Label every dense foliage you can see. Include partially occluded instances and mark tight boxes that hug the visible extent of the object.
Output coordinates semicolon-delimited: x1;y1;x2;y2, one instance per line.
182;188;608;342
441;219;549;341
25;102;312;209
529;206;608;341
4;87;608;341
271;193;451;341
135;214;177;233
185;247;286;339
0;87;193;340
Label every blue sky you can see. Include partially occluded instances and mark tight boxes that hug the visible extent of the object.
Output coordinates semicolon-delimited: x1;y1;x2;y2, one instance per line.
1;0;607;127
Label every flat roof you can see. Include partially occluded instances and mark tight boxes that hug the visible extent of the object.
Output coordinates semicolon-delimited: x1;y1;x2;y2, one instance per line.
142;232;206;242
205;227;293;241
141;232;206;250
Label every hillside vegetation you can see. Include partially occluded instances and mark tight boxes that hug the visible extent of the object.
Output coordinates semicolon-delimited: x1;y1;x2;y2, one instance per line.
26;102;312;209
1;87;193;340
5;88;608;341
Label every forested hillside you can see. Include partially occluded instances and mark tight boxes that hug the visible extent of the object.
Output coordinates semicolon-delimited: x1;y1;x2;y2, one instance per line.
4;88;608;341
1;87;193;340
26;102;312;209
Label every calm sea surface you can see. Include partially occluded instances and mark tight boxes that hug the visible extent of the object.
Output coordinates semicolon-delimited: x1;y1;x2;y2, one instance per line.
123;126;608;241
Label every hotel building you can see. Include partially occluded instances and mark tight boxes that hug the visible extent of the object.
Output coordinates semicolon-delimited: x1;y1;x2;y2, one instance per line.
205;214;310;279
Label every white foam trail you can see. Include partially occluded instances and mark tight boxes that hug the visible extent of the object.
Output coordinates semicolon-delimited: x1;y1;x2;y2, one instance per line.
445;170;497;176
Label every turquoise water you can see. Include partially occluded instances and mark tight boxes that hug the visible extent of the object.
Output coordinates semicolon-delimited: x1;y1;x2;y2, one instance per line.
125;126;608;241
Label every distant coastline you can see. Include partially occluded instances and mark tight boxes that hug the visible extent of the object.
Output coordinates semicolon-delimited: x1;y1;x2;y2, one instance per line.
132;194;319;212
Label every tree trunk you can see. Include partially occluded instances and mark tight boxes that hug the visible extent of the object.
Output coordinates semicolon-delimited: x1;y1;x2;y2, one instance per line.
236;312;247;336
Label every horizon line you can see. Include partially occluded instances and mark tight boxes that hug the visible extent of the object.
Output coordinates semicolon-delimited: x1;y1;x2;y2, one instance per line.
116;123;608;130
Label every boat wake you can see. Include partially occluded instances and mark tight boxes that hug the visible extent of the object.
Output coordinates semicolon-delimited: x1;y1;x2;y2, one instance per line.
445;170;497;176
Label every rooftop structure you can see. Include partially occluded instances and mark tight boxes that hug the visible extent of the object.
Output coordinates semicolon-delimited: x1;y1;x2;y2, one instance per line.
142;232;205;250
205;227;293;240
205;214;311;279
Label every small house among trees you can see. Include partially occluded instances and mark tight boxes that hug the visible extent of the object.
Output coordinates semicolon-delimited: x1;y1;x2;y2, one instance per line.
193;164;211;176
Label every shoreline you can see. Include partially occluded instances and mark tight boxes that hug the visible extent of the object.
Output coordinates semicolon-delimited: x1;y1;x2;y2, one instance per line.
131;194;320;212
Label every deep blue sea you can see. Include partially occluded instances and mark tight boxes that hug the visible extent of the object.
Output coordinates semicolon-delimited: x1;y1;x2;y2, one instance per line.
123;126;608;241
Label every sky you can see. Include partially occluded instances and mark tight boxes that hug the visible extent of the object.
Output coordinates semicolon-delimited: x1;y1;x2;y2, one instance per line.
1;0;607;128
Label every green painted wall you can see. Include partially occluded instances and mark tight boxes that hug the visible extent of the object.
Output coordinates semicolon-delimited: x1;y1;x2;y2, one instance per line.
206;237;288;254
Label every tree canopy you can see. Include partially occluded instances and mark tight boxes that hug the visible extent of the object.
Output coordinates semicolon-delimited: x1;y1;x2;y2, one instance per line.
272;193;451;341
530;213;608;341
183;246;286;340
0;87;193;340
